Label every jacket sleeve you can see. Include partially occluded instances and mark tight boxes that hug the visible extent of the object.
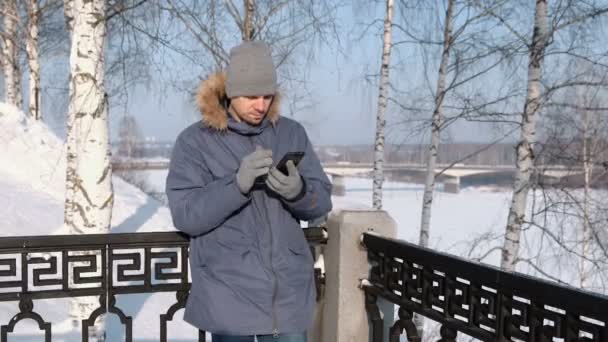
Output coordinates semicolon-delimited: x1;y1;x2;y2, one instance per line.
281;126;333;221
166;134;250;237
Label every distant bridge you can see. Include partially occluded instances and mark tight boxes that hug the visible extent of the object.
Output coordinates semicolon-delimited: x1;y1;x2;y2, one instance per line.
113;159;171;171
323;163;598;191
112;160;602;192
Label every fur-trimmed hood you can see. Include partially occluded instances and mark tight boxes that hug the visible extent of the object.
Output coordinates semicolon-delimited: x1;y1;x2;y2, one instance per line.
195;72;281;131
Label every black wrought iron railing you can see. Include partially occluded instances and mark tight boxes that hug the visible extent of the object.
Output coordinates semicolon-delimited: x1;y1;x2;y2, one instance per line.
361;233;608;342
0;227;327;342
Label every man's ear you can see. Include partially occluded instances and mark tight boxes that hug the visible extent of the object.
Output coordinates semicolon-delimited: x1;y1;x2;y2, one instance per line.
227;101;242;122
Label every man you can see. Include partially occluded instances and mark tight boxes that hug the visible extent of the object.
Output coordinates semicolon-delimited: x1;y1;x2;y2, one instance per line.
166;41;332;342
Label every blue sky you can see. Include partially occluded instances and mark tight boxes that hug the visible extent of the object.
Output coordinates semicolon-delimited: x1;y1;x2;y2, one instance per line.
31;0;537;147
108;1;519;146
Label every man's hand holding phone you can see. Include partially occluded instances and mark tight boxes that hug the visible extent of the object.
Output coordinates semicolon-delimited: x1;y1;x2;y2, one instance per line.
236;146;273;194
266;152;305;200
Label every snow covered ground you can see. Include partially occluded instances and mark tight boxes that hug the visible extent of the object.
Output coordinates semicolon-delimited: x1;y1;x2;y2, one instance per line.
0;102;605;341
143;169;512;265
0;103;194;341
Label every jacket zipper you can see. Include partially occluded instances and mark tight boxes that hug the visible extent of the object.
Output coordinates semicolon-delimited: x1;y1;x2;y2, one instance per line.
249;137;280;337
270;238;279;338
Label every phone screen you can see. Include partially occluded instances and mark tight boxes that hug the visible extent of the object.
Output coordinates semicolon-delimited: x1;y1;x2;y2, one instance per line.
276;152;305;174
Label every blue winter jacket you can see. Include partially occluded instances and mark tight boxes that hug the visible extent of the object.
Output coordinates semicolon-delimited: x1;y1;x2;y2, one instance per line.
165;72;333;335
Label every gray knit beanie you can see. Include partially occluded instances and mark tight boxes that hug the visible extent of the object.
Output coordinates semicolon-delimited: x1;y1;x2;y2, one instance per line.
225;41;277;98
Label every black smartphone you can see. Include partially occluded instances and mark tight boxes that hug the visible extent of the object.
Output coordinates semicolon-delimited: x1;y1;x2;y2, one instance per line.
253;151;305;187
275;151;305;175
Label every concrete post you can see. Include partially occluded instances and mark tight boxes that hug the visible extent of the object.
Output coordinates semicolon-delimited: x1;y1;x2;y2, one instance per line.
310;210;397;342
444;176;460;194
331;174;346;196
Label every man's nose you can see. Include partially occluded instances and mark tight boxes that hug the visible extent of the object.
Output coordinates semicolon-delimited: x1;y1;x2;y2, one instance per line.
253;98;265;112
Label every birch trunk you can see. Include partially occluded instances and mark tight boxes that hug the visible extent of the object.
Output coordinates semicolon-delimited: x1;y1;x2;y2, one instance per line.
502;0;549;272
580;106;591;289
2;0;22;108
26;0;42;120
64;0;74;34
243;0;255;41
372;0;394;210
419;0;455;248
414;1;456;337
64;0;112;336
578;86;600;289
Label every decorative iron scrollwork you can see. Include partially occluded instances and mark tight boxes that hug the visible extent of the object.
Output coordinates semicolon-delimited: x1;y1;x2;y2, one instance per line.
151;249;183;283
0;229;324;341
29;254;63;288
113;251;146;284
0;255;21;292
69;251;105;286
362;233;608;342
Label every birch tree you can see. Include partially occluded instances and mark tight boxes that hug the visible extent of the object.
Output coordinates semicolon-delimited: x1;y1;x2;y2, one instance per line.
63;0;112;333
553;78;606;284
411;1;455;337
26;0;42;120
523;93;608;290
501;0;608;273
372;0;394;210
419;0;455;247
243;0;255;41
390;0;520;246
578;88;598;289
501;0;549;272
1;0;23;108
63;0;73;34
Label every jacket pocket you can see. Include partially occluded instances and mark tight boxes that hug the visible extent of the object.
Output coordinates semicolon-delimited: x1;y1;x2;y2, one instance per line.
286;237;313;267
284;238;315;294
214;226;253;252
287;241;307;255
201;225;258;269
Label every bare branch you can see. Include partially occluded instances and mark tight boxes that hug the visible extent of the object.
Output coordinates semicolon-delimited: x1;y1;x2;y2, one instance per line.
164;0;228;67
224;0;243;32
105;0;150;23
553;6;608;32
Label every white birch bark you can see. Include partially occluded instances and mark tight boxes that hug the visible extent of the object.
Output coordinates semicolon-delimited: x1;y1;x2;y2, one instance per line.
372;0;394;210
578;85;601;289
414;1;456;337
1;0;23;108
64;0;74;34
580;105;591;289
64;0;112;335
502;0;549;272
419;0;455;248
26;0;42;120
243;0;255;41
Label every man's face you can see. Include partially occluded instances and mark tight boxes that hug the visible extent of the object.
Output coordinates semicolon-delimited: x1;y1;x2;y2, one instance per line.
230;95;274;126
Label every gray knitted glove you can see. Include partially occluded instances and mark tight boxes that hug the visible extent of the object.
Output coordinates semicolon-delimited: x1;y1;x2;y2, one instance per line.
236;146;273;194
266;160;304;200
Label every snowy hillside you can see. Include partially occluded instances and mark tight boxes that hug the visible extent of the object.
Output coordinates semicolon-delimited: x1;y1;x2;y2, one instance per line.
0;102;174;236
0;103;191;341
